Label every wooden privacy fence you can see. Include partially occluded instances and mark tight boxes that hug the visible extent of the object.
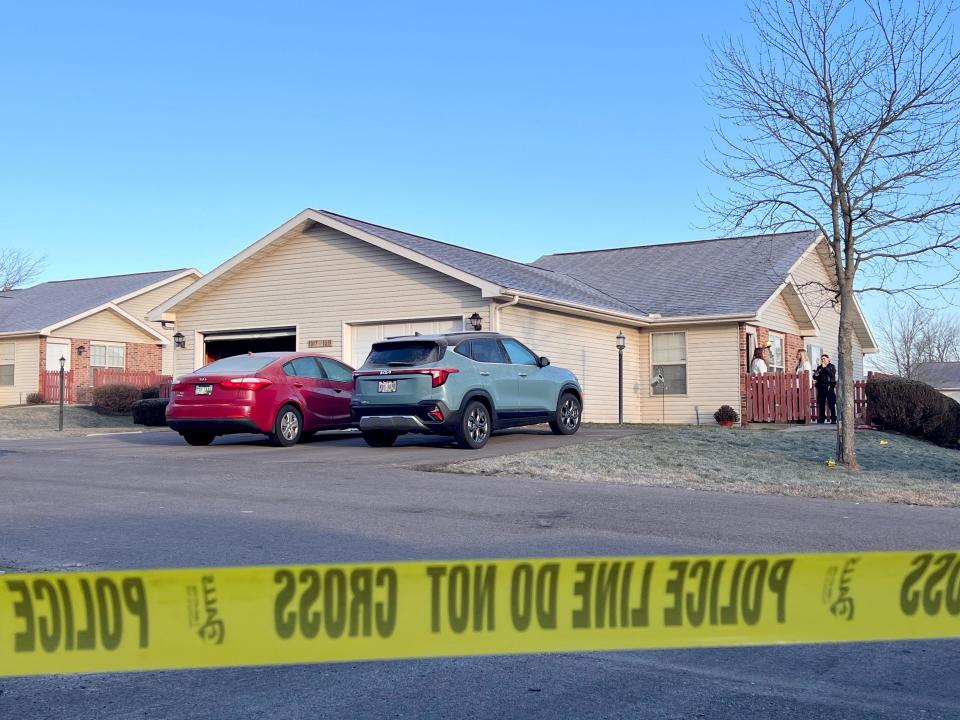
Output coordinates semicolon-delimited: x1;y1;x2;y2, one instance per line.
42;370;173;404
744;371;871;424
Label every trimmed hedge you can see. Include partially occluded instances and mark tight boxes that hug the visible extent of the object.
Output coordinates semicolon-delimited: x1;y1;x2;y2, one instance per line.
866;378;960;447
132;398;169;426
26;392;45;405
92;384;142;414
140;385;161;399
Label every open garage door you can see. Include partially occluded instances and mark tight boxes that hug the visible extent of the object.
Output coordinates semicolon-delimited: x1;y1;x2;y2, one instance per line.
203;327;297;364
350;317;464;369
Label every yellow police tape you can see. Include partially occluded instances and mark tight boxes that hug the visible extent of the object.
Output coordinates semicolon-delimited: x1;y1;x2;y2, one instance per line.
2;550;958;676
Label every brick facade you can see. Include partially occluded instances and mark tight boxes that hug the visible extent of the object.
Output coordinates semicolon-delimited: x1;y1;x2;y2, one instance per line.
738;323;808;423
38;338;164;401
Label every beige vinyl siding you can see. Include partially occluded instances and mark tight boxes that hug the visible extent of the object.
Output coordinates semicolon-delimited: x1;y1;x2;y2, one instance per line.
55;308;159;345
758;293;802;335
171;226;488;376
119;275;197;375
497;305;642;423
639;324;741;424
0;336;41;406
792;248;864;378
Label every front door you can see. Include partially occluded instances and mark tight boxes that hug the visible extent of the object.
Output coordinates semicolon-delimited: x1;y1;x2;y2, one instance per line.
45;340;71;372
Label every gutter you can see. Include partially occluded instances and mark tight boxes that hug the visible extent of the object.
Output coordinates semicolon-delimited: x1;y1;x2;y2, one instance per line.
494;294;520;331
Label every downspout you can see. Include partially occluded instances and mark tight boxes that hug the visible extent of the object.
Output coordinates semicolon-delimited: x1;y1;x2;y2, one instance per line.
494;294;520;331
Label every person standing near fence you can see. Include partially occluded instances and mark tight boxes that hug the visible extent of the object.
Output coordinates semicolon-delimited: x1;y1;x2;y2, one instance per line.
750;347;768;374
795;349;812;373
813;353;837;424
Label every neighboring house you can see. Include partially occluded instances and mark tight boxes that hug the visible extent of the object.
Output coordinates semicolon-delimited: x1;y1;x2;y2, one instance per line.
913;362;960;402
0;269;201;405
149;209;878;424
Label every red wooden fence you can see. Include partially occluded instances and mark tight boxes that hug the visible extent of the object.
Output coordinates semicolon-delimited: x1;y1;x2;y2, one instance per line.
42;370;172;404
744;371;870;424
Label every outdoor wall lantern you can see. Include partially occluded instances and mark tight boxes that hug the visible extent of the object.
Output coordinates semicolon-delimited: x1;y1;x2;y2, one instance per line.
468;313;483;331
76;345;86;356
173;332;186;349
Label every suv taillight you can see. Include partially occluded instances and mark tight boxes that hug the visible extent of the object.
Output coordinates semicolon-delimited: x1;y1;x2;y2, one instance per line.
428;368;459;387
220;377;272;391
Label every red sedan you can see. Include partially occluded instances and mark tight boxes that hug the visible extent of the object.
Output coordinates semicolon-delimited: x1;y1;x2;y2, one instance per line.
167;352;354;446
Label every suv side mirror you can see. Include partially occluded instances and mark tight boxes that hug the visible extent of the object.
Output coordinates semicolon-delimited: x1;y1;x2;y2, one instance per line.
538;356;550;367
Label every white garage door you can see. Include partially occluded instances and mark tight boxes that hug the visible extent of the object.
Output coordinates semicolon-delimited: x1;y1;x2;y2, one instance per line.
351;317;465;369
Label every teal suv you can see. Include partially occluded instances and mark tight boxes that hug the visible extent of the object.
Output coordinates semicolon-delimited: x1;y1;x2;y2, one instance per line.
351;332;583;449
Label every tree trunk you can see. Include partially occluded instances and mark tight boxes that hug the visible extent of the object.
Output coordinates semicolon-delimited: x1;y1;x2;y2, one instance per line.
836;285;859;469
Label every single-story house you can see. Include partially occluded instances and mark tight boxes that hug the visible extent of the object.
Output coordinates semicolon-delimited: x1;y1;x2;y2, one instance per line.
149;209;878;424
913;362;960;402
0;268;200;405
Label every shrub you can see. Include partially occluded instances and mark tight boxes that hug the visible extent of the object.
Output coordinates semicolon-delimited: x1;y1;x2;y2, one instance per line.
140;385;160;399
713;405;740;424
866;378;960;447
132;398;169;426
26;392;45;405
92;384;142;414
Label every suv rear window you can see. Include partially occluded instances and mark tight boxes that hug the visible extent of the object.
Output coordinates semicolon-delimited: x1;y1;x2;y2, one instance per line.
197;355;275;373
366;341;442;367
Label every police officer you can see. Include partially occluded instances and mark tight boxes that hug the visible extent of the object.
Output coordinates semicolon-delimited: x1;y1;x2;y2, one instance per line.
813;353;837;423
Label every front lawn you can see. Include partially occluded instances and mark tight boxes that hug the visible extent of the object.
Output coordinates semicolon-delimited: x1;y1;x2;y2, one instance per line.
0;404;146;439
445;426;960;507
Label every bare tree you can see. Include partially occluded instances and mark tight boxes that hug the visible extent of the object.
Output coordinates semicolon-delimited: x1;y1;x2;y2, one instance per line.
874;300;960;377
705;0;960;467
0;248;44;290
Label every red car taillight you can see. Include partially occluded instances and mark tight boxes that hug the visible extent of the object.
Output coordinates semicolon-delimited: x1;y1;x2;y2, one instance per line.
220;377;272;391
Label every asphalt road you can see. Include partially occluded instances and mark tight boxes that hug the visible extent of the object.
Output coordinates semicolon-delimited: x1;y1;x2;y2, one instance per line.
0;427;958;719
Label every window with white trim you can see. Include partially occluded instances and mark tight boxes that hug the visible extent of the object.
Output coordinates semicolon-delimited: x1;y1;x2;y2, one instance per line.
0;342;13;386
651;332;686;395
90;343;125;369
768;334;785;373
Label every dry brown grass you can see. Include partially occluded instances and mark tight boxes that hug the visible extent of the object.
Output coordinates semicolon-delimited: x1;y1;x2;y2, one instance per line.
445;426;960;507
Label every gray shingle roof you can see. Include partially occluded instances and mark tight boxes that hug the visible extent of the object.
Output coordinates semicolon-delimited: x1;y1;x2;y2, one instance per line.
320;210;817;319
533;231;818;317
317;211;644;316
0;269;189;334
914;362;960;389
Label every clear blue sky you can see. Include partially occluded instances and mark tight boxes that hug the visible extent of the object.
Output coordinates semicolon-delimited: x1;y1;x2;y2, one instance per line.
0;1;953;322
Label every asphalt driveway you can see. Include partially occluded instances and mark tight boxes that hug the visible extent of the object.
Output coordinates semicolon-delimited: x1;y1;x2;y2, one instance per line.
0;427;958;719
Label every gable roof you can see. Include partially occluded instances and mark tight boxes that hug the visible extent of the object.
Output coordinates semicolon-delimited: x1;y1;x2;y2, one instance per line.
533;231;819;318
317;211;643;316
914;362;960;389
150;208;857;338
0;269;197;335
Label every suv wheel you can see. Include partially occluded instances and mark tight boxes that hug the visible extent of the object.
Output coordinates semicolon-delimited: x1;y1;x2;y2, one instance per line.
182;432;214;446
362;430;399;447
549;392;581;435
270;405;303;447
455;400;491;449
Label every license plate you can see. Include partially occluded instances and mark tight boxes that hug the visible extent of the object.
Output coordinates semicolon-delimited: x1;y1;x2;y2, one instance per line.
195;384;213;396
378;380;397;393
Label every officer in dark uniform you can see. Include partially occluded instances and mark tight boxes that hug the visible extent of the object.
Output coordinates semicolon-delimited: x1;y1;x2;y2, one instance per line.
813;354;837;423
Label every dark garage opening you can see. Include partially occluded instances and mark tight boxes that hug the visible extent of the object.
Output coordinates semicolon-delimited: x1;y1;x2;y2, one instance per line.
203;328;297;364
